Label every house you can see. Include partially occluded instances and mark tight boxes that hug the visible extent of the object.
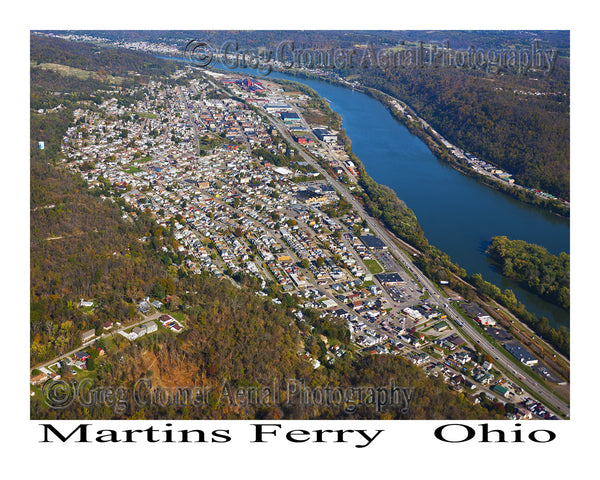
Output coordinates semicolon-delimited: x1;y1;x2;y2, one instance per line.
138;301;151;314
30;373;49;385
79;298;94;308
516;407;533;420
73;360;86;370
74;351;90;362
433;345;445;356
60;357;72;367
103;321;114;330
151;300;163;309
408;352;430;365
416;305;441;320
364;344;388;355
351;300;364;311
132;326;145;338
81;329;95;343
400;334;421;348
450;374;465;388
454;351;471;365
473;371;493;385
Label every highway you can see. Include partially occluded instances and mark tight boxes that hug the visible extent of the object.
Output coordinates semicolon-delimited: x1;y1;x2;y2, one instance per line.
266;112;570;418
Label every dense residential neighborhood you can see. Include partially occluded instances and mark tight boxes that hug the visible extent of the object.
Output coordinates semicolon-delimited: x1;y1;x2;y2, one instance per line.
29;66;566;420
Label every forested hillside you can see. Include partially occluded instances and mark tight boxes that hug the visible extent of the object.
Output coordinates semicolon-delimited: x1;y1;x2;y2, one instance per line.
355;61;569;199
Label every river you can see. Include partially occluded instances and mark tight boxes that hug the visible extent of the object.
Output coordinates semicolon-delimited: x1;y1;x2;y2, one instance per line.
180;60;570;330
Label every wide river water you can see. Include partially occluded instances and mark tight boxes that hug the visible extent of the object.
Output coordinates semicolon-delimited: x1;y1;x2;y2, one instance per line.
183;61;570;330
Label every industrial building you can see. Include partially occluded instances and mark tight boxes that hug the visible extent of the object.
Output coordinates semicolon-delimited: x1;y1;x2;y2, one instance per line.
312;128;337;143
503;342;538;366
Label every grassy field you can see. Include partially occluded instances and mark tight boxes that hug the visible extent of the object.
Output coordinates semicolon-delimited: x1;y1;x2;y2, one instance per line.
31;62;124;84
133;156;153;163
363;258;384;275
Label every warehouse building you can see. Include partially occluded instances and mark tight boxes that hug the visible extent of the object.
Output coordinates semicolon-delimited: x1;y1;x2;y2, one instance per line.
313;128;337;143
503;342;538;366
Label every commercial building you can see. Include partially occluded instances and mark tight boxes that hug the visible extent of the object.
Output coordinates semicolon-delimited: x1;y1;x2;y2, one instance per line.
492;384;511;398
280;112;301;125
296;189;330;205
360;235;387;250
476;314;496;326
503;342;538;366
312;128;337;143
375;272;404;285
265;102;292;114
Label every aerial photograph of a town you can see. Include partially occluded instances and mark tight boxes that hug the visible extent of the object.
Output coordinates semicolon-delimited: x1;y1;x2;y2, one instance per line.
28;26;574;433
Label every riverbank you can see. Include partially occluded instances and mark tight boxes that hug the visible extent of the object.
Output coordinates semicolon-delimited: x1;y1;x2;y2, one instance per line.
362;86;570;218
271;66;569;217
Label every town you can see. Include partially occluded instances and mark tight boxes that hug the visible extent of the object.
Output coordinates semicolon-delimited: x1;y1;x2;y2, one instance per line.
31;66;567;420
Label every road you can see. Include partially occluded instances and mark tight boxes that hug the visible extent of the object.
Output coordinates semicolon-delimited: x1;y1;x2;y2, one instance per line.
31;311;165;373
267;111;570;418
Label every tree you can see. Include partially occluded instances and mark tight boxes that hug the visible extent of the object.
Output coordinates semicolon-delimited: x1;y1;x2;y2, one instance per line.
151;281;166;299
86;355;96;371
300;258;310;269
